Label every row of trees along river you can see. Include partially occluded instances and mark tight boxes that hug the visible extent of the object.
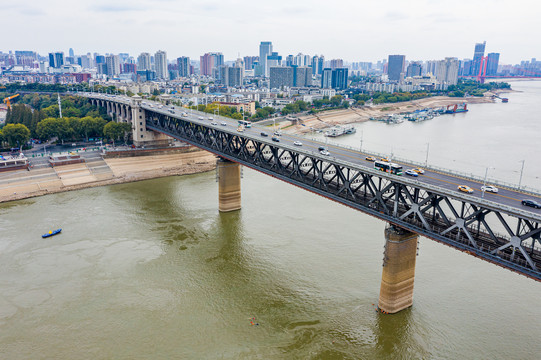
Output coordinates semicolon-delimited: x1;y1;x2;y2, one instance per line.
0;94;135;149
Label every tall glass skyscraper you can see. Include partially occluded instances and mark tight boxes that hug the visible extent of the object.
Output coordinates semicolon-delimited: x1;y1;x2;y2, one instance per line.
472;41;486;76
387;55;405;81
257;41;273;77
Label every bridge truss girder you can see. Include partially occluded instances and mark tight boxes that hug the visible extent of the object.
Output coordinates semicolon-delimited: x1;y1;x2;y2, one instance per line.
146;112;541;281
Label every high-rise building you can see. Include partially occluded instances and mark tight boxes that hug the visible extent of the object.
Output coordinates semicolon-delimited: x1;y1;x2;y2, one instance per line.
461;59;472;76
292;66;311;87
154;50;168;80
270;67;294;89
137;53;151;71
69;48;74;58
48;52;64;68
330;59;343;70
266;52;282;70
435;57;459;85
227;66;243;87
472;41;486;76
286;55;294;67
243;56;258;71
257;41;273;77
123;63;137;73
95;55;106;65
331;68;349;90
311;55;320;75
486;53;500;76
321;68;332;88
118;53;130;64
177;56;191;77
425;60;438;76
105;55;120;76
78;54;92;69
294;53;304;66
406;62;422;77
387;55;405;81
317;56;325;76
200;52;224;77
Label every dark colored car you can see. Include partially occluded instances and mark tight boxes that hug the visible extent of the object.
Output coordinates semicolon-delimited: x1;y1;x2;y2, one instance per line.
261;132;268;137
318;146;325;151
521;199;541;209
271;137;280;142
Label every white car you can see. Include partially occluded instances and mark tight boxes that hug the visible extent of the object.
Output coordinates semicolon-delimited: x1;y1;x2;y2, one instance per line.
221;122;227;126
320;150;330;156
293;141;303;146
211;122;218;125
481;185;498;193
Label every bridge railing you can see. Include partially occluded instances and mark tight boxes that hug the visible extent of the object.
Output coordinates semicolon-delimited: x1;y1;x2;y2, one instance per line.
304;136;541;197
81;93;541;197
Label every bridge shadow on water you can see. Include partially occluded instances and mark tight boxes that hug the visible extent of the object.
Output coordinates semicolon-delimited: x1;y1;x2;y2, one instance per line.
103;175;429;358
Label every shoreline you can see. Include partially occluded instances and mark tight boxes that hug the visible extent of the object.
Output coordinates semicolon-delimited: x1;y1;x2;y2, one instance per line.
0;150;217;204
288;90;513;134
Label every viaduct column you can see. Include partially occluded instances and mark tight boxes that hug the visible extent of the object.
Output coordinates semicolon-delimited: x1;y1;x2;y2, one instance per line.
217;158;241;212
378;224;419;314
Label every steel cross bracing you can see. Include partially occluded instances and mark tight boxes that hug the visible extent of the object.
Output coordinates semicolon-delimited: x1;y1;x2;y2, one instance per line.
144;111;541;281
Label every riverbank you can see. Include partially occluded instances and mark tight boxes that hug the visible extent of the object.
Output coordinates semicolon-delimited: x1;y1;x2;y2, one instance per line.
289;91;512;134
0;149;216;203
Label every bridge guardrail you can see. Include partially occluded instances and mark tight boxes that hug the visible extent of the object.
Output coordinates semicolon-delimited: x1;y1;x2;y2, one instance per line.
81;92;541;198
305;137;541;197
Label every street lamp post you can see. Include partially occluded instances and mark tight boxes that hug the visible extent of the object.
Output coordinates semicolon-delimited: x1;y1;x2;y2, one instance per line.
482;166;495;198
518;160;525;190
359;130;363;153
425;142;430;167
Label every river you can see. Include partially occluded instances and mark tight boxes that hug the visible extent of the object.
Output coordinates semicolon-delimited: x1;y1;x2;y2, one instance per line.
1;80;540;359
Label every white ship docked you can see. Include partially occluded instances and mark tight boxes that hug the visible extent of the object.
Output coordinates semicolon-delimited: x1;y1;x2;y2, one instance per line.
324;125;356;137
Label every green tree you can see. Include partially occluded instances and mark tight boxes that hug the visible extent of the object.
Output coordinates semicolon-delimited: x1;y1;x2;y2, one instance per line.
103;121;131;146
36;117;73;143
1;123;31;148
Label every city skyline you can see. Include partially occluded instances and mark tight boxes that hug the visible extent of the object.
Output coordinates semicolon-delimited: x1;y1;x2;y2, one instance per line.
4;0;539;64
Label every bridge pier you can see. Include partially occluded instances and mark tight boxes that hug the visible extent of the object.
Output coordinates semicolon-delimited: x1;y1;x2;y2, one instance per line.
378;224;419;314
217;158;241;212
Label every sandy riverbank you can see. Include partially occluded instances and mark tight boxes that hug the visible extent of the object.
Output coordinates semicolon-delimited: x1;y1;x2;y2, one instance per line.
288;92;509;134
0;150;217;203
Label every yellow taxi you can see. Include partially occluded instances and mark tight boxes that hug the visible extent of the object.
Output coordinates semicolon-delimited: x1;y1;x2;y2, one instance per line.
380;157;390;162
457;185;474;194
413;168;425;174
365;156;376;161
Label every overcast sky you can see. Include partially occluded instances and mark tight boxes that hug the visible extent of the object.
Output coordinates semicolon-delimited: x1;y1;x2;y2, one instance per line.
4;0;539;64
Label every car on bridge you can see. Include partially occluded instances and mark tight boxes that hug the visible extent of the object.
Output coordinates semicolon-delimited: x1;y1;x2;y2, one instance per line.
318;146;325;151
221;122;227;126
405;169;418;177
380;157;390;162
293;141;302;146
365;156;376;161
458;185;474;194
271;136;280;142
481;185;498;193
211;122;218;125
521;199;541;209
320;150;330;156
260;132;268;137
413;168;425;174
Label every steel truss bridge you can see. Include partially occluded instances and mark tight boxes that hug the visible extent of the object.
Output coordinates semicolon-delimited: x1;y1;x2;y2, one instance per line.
84;93;541;282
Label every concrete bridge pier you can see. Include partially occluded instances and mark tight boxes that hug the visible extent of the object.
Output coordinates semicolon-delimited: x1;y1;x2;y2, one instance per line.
217;158;241;212
378;224;419;314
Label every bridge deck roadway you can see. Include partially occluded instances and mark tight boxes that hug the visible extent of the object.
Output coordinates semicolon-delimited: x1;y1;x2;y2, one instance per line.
82;93;541;220
141;102;541;219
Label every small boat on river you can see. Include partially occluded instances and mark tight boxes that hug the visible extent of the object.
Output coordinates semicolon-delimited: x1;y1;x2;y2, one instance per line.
42;229;62;238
